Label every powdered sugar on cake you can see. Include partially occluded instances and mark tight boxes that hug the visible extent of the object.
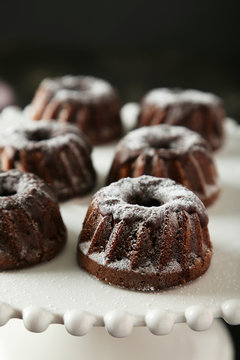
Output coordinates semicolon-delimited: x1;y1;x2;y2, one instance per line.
0;120;91;153
144;88;221;107
97;176;208;227
42;75;114;102
114;124;207;164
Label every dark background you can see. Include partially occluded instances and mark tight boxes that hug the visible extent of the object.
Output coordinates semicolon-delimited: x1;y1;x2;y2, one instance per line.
0;0;239;120
0;0;239;357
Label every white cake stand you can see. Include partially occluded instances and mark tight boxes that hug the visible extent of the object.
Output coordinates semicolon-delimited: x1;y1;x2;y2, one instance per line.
0;107;239;359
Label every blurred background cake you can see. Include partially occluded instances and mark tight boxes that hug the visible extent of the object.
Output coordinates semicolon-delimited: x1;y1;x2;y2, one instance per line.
137;89;225;151
30;75;122;144
107;125;220;207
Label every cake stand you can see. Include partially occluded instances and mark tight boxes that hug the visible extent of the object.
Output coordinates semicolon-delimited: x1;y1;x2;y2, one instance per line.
0;106;239;359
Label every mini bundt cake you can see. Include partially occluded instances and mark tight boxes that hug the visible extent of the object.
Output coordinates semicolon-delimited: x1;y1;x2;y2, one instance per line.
77;175;212;291
0;120;96;201
107;125;220;207
137;88;225;151
30;75;122;145
0;170;66;270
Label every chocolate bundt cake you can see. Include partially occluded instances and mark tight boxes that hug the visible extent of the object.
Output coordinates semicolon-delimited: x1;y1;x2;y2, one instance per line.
0;120;96;201
107;125;220;207
30;75;122;145
77;176;212;291
0;170;66;270
138;88;225;151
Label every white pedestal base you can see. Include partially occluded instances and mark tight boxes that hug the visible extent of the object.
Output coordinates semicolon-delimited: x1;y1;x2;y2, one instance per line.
0;319;234;360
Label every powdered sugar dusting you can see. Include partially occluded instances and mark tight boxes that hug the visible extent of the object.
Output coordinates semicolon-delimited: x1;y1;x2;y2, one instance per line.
41;75;114;102
0;170;56;208
114;124;207;164
97;176;208;227
80;241;183;276
0;120;91;153
144;88;221;107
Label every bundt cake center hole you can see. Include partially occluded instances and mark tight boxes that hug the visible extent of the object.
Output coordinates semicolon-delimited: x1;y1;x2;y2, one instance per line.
64;83;89;92
129;196;162;207
150;140;171;149
149;135;180;150
76;84;89;92
0;187;17;197
26;129;50;141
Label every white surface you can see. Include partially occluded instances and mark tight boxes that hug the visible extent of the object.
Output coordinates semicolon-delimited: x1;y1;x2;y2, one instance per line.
0;319;234;360
0;108;240;336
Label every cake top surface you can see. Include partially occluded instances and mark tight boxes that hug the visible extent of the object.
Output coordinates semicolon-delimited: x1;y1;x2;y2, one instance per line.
96;175;208;227
114;124;208;163
0;169;56;208
0;120;91;153
143;88;221;107
40;75;116;102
